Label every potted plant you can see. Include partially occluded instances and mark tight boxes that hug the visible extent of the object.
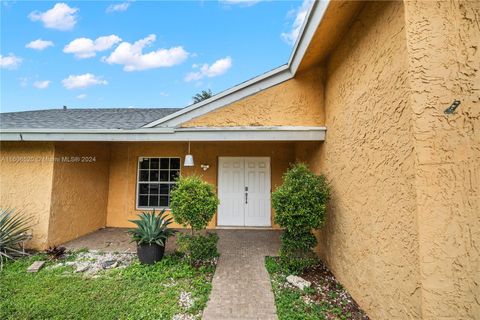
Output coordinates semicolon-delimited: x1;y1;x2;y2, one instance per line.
127;210;175;265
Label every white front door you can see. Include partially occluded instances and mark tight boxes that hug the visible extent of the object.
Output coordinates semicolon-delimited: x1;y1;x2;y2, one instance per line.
218;157;271;227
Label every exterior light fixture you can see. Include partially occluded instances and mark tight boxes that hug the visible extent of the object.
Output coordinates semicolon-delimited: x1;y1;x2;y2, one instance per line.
184;141;194;167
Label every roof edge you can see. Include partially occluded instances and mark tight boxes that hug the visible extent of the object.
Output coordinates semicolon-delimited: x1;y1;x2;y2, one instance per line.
0;126;326;142
143;64;291;128
143;0;330;128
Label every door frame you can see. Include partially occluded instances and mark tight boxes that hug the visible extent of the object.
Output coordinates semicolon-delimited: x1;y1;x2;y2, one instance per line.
216;156;272;228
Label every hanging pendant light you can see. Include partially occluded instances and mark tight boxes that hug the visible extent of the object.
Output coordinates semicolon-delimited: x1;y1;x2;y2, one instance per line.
184;141;194;167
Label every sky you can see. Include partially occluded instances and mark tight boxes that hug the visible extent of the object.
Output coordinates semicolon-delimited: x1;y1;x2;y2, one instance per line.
0;0;312;113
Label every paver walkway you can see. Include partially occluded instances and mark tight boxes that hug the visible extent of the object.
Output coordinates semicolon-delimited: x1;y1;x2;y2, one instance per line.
203;229;281;320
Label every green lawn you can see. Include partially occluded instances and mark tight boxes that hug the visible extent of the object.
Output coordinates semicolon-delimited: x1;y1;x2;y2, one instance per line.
1;252;215;320
265;257;369;320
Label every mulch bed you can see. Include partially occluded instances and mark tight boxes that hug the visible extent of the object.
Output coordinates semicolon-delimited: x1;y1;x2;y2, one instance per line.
300;260;370;320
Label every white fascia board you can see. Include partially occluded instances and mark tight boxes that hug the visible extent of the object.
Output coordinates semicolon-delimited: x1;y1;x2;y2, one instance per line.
142;1;330;129
143;65;292;128
288;0;329;75
0;128;174;134
0;127;325;142
176;126;326;132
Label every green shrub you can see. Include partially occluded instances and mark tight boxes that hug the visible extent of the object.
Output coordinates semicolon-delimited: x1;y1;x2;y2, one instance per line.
272;163;329;272
169;175;219;234
170;175;220;264
176;233;219;264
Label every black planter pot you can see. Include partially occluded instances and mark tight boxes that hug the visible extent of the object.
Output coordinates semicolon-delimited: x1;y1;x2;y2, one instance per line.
137;243;165;265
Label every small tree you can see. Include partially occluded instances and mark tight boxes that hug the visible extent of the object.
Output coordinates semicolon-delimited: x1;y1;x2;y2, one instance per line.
170;175;219;234
272;163;329;272
170;175;220;264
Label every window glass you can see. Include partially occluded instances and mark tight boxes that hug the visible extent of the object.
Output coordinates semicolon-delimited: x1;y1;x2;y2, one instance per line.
137;157;180;208
140;158;149;169
170;158;180;169
160;158;170;169
150;158;159;169
139;170;149;181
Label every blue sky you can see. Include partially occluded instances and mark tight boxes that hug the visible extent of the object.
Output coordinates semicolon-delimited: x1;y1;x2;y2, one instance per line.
0;0;311;113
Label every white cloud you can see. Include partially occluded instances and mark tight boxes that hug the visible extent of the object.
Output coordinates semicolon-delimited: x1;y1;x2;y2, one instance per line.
64;35;122;59
0;54;22;69
26;39;54;50
29;3;78;31
33;80;51;89
103;34;189;71
106;2;131;13
184;56;232;82
76;94;87;99
62;73;108;89
281;0;313;45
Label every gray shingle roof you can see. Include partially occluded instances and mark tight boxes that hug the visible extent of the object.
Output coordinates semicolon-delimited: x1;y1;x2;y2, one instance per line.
0;108;182;130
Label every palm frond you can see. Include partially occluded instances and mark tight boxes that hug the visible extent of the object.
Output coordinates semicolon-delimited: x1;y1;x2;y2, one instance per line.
0;208;32;269
192;89;213;103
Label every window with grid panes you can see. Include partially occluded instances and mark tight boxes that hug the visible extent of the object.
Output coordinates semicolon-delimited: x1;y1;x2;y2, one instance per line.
137;157;180;208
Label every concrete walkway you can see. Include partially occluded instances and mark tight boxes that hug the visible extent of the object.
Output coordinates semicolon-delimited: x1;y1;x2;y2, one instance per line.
203;229;281;320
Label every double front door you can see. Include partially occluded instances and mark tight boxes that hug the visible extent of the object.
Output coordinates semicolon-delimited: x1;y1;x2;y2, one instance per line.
217;157;271;227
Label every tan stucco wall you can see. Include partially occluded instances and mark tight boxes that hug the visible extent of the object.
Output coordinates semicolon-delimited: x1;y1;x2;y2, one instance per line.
0;142;110;248
182;66;325;127
106;142;295;229
300;2;421;318
404;1;480;318
0;142;55;249
47;142;111;246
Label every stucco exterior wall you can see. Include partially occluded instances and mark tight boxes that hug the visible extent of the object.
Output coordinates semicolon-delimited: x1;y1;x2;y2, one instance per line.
302;2;421;318
404;1;480;318
47;142;111;246
0;142;55;249
106;142;295;229
182;67;325;127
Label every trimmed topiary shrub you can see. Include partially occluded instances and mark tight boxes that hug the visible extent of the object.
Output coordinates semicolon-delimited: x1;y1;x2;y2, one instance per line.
169;175;220;264
169;175;219;234
272;163;329;273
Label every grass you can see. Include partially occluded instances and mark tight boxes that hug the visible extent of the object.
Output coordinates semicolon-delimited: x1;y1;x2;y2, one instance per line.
0;252;215;320
265;257;367;320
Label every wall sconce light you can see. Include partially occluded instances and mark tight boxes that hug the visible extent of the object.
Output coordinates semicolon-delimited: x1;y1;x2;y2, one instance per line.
184;141;194;167
201;164;210;171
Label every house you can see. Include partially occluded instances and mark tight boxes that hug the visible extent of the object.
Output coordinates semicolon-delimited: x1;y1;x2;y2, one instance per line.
1;1;478;319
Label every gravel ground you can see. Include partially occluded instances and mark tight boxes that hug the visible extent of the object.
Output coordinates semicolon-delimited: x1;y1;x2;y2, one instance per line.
300;261;370;320
47;250;136;276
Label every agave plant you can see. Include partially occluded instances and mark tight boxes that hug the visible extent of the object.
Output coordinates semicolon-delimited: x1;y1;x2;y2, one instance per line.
127;210;175;246
0;208;32;269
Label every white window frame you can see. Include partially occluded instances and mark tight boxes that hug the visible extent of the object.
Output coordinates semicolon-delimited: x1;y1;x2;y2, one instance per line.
136;156;181;210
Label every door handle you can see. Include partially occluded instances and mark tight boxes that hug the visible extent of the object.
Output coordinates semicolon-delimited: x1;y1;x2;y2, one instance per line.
245;186;248;204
